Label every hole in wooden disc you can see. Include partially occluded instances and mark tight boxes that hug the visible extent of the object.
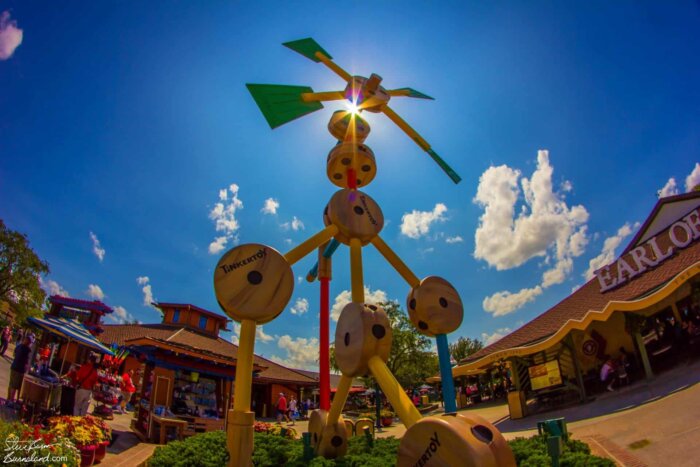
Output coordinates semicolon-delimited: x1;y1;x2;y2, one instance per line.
471;425;494;444
439;297;448;308
353;206;364;215
247;271;262;285
331;436;343;447
368;304;377;311
361;164;371;172
409;299;416;310
418;321;428;330
341;158;351;165
372;325;386;339
344;332;350;346
333;173;342;180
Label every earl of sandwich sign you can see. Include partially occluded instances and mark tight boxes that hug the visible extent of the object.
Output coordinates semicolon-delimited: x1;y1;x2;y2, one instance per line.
595;208;700;293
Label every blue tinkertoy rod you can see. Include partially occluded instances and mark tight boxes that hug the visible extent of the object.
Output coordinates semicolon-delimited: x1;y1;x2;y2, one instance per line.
436;333;457;413
306;238;341;281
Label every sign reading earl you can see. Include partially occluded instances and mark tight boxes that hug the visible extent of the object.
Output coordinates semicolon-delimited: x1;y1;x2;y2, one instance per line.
595;208;700;292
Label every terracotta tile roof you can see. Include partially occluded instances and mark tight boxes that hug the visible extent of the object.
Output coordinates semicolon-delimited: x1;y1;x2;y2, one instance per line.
466;197;700;364
100;323;316;385
49;295;113;314
251;356;318;385
293;370;365;388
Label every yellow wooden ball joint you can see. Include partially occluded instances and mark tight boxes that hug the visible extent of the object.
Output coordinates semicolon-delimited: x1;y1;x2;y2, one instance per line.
334;303;392;377
328;110;370;143
407;276;464;337
213;243;294;324
345;74;391;113
397;413;516;467
308;409;348;459
325;189;384;246
326;142;377;188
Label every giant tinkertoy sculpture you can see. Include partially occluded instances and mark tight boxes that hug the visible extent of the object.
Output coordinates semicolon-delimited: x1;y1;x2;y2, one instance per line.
213;38;515;466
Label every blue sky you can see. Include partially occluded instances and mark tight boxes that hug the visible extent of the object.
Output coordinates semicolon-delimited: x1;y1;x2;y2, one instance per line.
1;1;699;369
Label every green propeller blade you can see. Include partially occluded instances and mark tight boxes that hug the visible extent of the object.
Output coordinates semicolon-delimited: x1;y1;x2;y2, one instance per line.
395;88;435;100
246;84;323;129
427;149;461;184
282;38;332;62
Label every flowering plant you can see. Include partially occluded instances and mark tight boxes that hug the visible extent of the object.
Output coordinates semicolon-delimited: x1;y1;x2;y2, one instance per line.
253;421;296;439
47;415;112;447
0;420;79;466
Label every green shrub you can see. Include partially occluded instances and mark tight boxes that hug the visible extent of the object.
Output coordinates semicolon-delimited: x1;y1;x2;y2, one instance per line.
147;426;613;466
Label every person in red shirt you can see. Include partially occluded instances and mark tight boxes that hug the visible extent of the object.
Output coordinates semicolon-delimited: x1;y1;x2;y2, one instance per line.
119;369;136;414
276;393;289;423
72;354;99;416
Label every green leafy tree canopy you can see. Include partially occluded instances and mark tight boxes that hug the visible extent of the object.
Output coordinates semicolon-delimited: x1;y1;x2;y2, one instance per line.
0;220;49;322
331;300;439;389
448;336;483;363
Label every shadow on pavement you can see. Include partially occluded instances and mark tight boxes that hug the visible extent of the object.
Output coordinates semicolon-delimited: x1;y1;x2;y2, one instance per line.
495;357;700;433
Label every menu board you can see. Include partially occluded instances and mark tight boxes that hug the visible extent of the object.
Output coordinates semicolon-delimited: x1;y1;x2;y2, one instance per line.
528;360;563;391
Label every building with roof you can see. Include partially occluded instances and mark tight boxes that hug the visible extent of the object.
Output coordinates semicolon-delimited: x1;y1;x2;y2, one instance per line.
99;301;316;438
452;191;700;417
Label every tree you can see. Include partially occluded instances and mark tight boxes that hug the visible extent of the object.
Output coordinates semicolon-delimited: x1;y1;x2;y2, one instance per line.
448;336;484;363
330;301;439;389
0;220;49;323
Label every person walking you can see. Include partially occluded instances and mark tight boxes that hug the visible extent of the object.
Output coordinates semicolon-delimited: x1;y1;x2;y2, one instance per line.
276;392;289;423
7;335;32;401
288;396;297;426
72;354;99;416
119;369;136;414
0;326;11;356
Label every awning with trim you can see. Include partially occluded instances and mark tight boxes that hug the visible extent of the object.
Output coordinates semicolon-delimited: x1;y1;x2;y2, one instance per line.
28;316;114;355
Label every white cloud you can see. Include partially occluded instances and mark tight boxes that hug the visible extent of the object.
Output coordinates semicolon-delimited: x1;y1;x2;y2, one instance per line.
281;216;305;231
230;323;241;345
481;327;512;346
474;150;589;314
261;198;280;215
658;178;679;198
89;232;105;262
86;284;105;300
330;286;388;321
400;203;448;239
136;276;157;309
230;322;274;344
474;150;589;273
290;298;309;315
445;236;463;244
208;183;243;254
106;305;137;324
208;236;228;255
0;11;22;60
40;278;69;297
256;326;274;342
270;335;320;370
584;222;637;280
482;286;543;317
685;163;700;192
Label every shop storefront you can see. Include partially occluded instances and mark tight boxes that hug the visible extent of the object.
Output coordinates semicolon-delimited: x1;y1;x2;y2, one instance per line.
101;302;316;442
453;191;700;418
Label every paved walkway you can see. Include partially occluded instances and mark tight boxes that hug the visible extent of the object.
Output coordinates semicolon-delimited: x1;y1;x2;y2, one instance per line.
2;344;699;466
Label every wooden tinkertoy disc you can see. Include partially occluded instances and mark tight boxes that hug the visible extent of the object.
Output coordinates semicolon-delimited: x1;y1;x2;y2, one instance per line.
334;303;392;377
397;413;515;467
344;76;390;113
327;189;384;245
308;409;348;459
326;142;377;189
328;110;370;143
407;276;463;337
213;243;293;324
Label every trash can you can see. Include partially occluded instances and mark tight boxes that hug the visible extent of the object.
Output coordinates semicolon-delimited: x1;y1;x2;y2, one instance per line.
507;390;526;419
421;395;429;406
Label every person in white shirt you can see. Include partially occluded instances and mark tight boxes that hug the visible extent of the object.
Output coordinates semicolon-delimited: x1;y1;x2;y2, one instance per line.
600;357;617;392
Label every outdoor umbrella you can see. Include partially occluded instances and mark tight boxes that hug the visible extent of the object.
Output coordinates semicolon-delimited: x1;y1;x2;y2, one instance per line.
27;315;115;373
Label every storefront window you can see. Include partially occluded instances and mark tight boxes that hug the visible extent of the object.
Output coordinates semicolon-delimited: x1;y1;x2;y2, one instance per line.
173;309;180;322
199;316;208;329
